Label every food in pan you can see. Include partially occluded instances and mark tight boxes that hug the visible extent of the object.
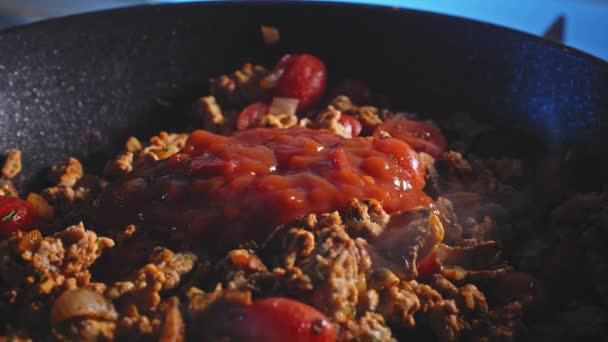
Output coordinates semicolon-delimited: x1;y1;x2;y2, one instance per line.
1;53;607;341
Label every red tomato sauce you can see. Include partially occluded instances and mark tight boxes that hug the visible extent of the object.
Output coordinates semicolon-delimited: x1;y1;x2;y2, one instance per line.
97;127;436;249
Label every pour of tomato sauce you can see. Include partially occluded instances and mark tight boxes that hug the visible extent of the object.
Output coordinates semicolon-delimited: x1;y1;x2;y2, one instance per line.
97;127;438;251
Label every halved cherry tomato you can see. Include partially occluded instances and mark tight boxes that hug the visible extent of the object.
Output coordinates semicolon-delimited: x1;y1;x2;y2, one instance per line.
237;102;269;130
273;54;327;111
373;118;447;158
338;114;362;137
0;196;37;235
328;79;371;105
226;297;335;342
372;137;426;190
417;250;441;278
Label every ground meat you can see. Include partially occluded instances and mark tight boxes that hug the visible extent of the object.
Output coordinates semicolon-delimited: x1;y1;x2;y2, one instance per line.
106;248;196;313
53;318;116;342
1;148;21;180
315;106;351;138
115;314;162;341
410;281;462;342
259;111;298;129
103;152;134;178
0;179;18;197
209;63;271;107
158;297;185;342
135;132;188;164
192;96;227;133
329;96;382;132
377;281;421;327
41;175;107;226
301;213;371;323
343;198;389;240
0;225;113;338
124;137;143;153
0;223;113;296
340;311;396;342
48;157;83;187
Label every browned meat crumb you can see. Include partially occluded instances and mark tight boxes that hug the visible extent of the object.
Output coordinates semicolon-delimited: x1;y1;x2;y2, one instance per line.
136;132;188;163
106;248;196;313
125;136;143;153
209;63;271;107
315;106;351;138
48;157;83;187
0;179;18;197
41;174;107;225
53;318;116;342
301;212;372;323
260;25;280;45
259;111;298;129
103;152;134;178
329;96;383;132
1;148;21;179
115;313;162;341
377;280;421;327
192;96;227;133
340;311;396;341
343;198;389;240
158;297;185;342
410;281;461;341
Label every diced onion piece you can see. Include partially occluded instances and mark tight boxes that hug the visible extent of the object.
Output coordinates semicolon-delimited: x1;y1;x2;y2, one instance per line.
260;25;280;45
27;192;53;220
268;97;299;116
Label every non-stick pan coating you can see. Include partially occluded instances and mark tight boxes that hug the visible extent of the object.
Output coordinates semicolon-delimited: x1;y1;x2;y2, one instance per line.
0;1;606;185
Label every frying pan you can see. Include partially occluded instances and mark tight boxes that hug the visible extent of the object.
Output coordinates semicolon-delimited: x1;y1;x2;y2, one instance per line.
0;1;607;339
0;1;606;184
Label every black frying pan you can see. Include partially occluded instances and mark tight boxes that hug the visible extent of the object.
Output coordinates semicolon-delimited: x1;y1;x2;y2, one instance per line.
0;1;606;185
1;2;608;340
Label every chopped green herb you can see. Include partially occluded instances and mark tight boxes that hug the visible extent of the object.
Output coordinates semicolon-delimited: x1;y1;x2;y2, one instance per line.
2;210;16;221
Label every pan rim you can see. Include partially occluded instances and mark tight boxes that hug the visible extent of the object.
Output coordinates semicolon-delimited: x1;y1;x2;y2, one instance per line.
0;0;606;67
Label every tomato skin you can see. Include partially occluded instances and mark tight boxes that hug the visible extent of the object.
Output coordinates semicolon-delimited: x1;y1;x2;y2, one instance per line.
373;118;447;158
417;250;441;278
0;196;37;235
226;297;335;342
237;102;269;130
372;137;425;190
274;54;327;111
328;79;371;105
338;114;362;137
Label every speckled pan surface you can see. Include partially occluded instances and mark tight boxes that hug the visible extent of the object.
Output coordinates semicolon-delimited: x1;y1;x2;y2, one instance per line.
0;1;606;184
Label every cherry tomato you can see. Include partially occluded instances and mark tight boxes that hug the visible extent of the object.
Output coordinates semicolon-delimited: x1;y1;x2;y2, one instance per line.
226;297;335;342
372;137;426;190
237;102;269;130
328;79;371;105
338;114;362;137
417;250;441;279
0;196;37;235
273;54;327;111
373;118;447;158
